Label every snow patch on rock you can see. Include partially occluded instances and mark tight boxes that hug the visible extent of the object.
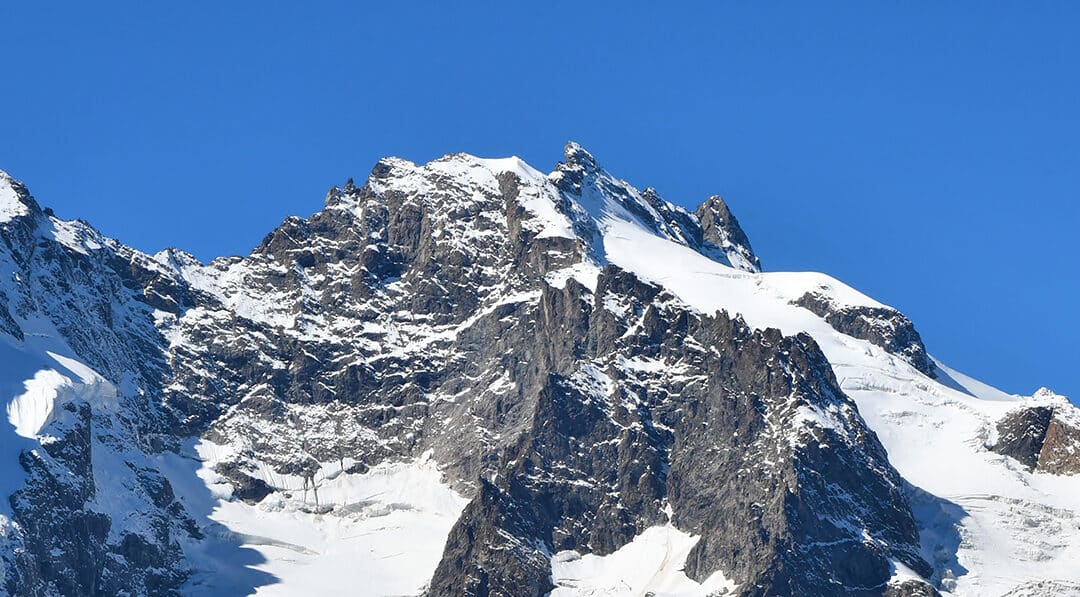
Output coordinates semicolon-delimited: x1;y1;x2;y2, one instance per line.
550;524;738;596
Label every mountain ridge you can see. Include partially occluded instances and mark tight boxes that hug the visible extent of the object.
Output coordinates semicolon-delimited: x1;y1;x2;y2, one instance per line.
0;143;1077;596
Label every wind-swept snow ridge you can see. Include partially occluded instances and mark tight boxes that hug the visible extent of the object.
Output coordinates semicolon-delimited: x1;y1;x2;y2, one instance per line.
6;355;117;439
0;145;1078;597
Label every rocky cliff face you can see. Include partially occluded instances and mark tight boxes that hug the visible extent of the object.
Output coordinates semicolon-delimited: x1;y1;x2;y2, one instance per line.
695;195;761;273
793;291;935;378
991;389;1080;475
428;269;928;596
0;145;1077;596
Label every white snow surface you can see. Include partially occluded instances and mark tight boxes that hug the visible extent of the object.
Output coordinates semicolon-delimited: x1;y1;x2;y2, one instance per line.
156;443;468;596
5;350;118;439
550;524;737;596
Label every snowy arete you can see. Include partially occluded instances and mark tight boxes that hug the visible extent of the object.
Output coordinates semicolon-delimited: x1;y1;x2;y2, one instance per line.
0;145;1077;596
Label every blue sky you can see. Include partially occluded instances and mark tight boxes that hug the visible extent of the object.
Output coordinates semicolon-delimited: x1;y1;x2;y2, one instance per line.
1;3;1077;402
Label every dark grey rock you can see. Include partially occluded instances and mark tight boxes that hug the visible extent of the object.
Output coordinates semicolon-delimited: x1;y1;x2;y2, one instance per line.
991;404;1080;474
992;406;1054;470
695;195;761;272
794;291;936;378
885;579;942;597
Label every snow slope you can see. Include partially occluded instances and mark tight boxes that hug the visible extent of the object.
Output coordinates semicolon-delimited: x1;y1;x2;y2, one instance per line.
155;443;467;596
550;523;738;597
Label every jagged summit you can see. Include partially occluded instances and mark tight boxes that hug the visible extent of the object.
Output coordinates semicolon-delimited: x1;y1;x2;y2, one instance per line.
322;143;762;275
563;140;599;171
696;195;761;272
0;169;40;223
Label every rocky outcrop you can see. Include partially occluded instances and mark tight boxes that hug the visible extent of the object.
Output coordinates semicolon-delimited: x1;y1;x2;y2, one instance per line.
885;579;943;597
6;402;111;596
991;390;1080;475
5;398;195;596
992;406;1054;470
1039;416;1080;475
794;291;936;378
695;195;761;272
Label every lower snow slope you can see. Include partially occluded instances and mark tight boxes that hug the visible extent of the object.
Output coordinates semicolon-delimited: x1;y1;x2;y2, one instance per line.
155;443;467;596
550;524;737;596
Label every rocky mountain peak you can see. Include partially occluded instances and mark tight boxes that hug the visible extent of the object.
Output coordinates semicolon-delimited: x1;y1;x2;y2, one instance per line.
1033;386;1062;399
696;194;761;272
563;140;599;172
242;145;732;293
0;169;42;223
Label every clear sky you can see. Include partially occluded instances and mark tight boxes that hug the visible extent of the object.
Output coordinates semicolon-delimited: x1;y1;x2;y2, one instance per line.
1;3;1077;402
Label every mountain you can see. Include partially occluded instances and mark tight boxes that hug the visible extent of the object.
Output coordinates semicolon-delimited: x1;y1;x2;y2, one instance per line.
0;144;1078;597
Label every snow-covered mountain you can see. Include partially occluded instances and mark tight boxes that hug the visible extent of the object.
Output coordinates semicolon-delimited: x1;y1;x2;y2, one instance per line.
1;144;1078;597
